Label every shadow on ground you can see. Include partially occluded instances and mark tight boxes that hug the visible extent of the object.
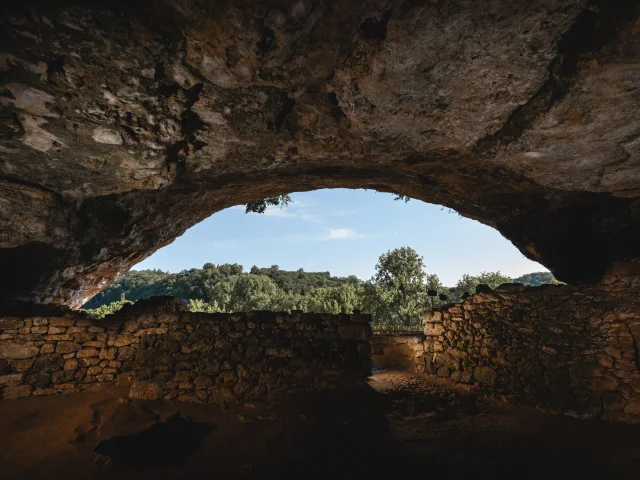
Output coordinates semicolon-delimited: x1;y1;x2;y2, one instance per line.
93;412;214;467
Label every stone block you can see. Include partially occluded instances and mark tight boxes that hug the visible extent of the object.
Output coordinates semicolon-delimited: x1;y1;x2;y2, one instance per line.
10;359;35;372
624;398;640;416
114;333;136;347
56;341;81;354
34;354;64;372
77;348;99;358
588;374;620;392
48;326;67;334
424;323;445;336
26;372;51;389
0;318;24;329
0;341;40;359
349;313;372;324
52;370;75;384
474;366;498;386
3;385;32;399
99;348;118;360
49;318;74;327
79;357;100;367
73;333;94;343
337;324;372;341
44;334;70;341
64;359;79;371
136;328;168;336
424;311;443;323
0;374;23;387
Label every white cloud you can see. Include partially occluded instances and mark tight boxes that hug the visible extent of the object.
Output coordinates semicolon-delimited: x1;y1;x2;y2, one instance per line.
326;228;358;240
270;228;379;243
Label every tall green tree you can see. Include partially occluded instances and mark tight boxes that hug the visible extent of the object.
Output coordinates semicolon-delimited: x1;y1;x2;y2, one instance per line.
208;274;280;312
363;247;441;327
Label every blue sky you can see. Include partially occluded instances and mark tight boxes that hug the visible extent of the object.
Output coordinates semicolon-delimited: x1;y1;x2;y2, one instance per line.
134;189;546;287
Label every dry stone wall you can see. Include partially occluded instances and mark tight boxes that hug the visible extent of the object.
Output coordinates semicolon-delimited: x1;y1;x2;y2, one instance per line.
372;335;426;373
376;271;640;423
0;297;372;403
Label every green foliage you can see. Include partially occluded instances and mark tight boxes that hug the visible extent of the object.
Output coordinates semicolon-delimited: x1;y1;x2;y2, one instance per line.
513;271;561;286
83;296;132;319
82;255;561;328
363;247;443;327
245;194;292;214
449;271;512;302
188;299;221;313
209;274;281;312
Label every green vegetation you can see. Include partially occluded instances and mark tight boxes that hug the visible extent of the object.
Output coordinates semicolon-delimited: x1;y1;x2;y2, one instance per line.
244;194;292;214
85;294;132;319
513;271;562;286
83;248;560;325
362;247;442;327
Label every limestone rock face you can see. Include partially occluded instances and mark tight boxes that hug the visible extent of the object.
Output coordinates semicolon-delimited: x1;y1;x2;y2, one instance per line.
1;1;640;307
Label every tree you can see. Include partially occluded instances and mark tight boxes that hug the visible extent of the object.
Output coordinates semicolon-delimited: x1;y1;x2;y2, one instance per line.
83;294;132;319
188;299;221;313
303;284;365;314
363;247;440;327
450;271;512;302
513;271;561;286
245;194;292;213
208;274;280;312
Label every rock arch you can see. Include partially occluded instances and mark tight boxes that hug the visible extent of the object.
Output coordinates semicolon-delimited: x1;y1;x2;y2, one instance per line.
1;0;640;308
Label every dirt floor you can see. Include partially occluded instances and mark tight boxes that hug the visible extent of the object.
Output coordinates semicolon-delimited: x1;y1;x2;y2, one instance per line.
1;369;640;479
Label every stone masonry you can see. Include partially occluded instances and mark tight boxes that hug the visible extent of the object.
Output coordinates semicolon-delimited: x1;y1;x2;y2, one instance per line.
0;297;372;403
373;270;640;423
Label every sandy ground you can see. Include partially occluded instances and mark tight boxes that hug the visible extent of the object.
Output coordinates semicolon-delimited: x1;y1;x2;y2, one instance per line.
1;369;640;479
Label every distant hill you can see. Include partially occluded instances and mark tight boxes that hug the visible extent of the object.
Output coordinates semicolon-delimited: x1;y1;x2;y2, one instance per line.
82;263;360;309
83;263;559;310
512;272;559;286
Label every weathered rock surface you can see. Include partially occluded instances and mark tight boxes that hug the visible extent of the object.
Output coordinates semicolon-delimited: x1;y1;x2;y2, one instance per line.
1;1;640;306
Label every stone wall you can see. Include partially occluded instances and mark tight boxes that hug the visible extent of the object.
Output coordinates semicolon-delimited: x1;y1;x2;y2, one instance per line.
387;272;640;423
0;298;372;403
372;335;426;373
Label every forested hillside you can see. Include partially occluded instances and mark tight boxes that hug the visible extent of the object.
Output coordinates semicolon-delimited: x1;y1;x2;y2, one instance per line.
83;263;359;309
83;248;559;328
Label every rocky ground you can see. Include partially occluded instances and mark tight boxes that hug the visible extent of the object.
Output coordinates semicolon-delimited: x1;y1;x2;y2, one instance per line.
1;369;639;479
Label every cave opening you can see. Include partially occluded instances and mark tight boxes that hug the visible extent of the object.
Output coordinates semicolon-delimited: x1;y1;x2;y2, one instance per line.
1;1;640;477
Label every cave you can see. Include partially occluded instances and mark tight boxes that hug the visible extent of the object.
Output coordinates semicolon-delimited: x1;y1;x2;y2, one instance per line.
1;0;639;308
1;1;640;478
